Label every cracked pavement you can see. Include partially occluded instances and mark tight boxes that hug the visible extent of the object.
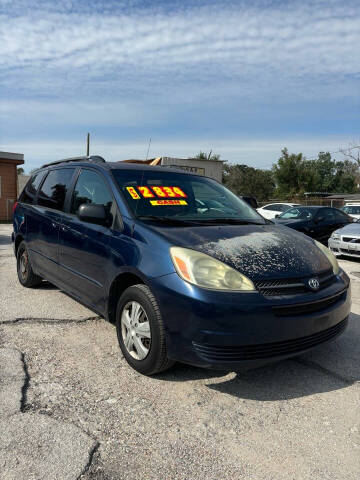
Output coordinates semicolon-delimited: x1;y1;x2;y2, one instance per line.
0;223;360;479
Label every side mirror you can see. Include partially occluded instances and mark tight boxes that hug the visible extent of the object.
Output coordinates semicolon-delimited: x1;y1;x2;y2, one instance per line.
275;214;280;218
78;204;110;226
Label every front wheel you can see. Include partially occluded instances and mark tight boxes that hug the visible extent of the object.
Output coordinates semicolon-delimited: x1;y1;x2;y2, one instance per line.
116;284;174;375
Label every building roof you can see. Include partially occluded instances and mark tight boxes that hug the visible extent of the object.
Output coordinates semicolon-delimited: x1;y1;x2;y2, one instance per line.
0;151;24;165
326;193;360;200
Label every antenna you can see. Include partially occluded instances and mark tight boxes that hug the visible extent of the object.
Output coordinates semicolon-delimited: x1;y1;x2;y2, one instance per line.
86;132;90;156
146;137;151;160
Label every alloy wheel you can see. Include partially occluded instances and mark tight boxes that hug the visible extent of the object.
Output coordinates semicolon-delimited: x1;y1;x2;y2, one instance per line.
19;250;28;280
121;301;151;360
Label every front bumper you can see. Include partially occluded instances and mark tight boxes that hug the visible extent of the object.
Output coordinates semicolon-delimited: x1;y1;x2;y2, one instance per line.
329;237;360;258
150;271;351;369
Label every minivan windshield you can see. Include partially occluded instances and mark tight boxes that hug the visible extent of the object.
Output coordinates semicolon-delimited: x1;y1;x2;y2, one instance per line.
111;169;265;224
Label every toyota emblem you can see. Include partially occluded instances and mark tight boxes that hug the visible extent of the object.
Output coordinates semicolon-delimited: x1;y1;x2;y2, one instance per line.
308;278;320;290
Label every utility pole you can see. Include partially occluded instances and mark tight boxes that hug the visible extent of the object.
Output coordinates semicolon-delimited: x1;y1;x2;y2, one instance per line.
146;137;151;160
86;133;90;157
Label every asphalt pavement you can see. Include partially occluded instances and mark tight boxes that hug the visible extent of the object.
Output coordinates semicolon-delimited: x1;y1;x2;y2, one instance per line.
0;223;359;480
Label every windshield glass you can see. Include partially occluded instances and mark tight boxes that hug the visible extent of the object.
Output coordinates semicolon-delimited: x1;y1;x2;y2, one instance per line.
111;169;265;224
279;207;314;220
343;206;360;215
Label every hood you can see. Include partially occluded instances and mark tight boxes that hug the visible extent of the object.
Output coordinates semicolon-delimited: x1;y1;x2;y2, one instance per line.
335;222;360;235
145;223;331;280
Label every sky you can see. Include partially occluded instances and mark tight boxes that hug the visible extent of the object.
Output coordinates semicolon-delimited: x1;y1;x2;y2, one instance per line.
1;0;359;172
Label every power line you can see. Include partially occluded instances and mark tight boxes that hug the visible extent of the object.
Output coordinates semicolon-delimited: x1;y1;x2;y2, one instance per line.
305;144;360;162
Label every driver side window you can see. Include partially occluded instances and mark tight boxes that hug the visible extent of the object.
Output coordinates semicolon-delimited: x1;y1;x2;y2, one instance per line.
71;169;113;216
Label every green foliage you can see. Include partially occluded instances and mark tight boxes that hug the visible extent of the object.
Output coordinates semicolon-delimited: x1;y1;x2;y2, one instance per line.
272;148;358;198
194;151;221;161
17;167;24;174
223;164;275;201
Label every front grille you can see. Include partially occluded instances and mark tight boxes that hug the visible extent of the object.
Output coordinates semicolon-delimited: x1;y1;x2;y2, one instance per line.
272;290;345;317
342;237;360;243
193;318;348;362
340;248;360;256
254;269;335;296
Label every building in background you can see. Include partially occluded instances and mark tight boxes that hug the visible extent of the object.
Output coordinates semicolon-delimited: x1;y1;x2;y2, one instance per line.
121;157;224;182
0;151;24;221
18;174;30;197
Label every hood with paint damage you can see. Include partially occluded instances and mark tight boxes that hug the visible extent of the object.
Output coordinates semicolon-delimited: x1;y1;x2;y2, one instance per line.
147;223;331;280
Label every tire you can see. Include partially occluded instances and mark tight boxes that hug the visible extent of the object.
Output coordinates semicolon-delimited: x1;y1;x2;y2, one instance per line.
16;241;42;288
116;284;175;375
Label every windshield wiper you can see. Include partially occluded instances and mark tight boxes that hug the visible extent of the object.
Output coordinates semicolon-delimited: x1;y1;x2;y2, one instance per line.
137;216;265;226
194;218;265;225
137;216;200;225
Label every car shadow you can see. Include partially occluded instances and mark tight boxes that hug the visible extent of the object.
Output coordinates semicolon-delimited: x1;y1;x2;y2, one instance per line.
37;281;59;290
0;233;11;246
157;313;360;401
340;256;360;268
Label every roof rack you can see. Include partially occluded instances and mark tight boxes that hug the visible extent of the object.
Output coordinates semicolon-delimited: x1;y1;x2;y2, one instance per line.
41;155;106;168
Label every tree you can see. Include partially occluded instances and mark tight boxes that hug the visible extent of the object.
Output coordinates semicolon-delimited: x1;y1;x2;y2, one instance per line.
339;142;360;167
272;148;311;197
17;167;24;175
223;164;275;201
194;151;221;161
272;148;359;196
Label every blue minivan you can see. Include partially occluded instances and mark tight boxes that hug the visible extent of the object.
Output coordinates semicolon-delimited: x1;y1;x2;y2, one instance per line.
13;156;351;375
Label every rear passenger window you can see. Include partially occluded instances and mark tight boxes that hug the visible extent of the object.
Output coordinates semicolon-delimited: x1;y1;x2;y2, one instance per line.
71;170;113;215
19;171;46;204
263;205;277;211
38;169;75;211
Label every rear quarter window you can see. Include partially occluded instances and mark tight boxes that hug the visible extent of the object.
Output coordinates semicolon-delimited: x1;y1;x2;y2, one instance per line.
19;171;46;204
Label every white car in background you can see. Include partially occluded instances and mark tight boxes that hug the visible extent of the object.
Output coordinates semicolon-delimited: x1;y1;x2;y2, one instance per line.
328;222;360;259
257;203;301;220
341;203;360;220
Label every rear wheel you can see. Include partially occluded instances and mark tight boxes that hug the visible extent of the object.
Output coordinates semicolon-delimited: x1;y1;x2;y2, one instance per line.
116;284;174;375
17;241;42;288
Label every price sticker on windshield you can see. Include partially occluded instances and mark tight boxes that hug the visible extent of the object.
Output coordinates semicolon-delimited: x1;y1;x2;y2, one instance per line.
128;186;187;199
150;199;188;206
126;187;141;199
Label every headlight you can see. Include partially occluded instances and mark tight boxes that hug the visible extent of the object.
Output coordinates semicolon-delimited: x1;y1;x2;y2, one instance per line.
331;233;340;240
170;247;255;291
314;240;339;275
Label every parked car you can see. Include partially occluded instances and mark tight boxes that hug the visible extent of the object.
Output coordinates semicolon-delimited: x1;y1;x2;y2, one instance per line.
13;156;350;375
257;203;301;219
274;206;353;243
341;203;360;220
328;221;360;259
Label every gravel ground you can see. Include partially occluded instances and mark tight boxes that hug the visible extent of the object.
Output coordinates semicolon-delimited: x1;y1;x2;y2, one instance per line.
0;224;359;479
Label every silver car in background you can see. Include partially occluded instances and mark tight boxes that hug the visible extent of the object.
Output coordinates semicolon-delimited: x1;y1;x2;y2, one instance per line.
328;221;360;259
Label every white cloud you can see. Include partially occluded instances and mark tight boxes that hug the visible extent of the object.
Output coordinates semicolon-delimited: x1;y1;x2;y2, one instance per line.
1;1;359;169
1;0;359;86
